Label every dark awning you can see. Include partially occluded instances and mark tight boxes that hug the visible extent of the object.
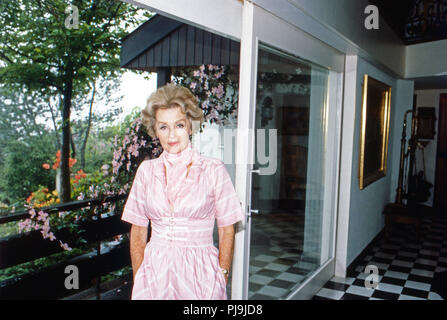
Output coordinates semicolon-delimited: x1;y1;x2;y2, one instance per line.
120;14;240;72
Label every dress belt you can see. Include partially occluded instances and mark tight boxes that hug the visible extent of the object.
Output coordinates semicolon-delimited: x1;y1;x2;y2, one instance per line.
149;217;215;247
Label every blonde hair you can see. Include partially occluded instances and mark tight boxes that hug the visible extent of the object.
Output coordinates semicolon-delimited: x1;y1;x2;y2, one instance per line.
141;84;205;138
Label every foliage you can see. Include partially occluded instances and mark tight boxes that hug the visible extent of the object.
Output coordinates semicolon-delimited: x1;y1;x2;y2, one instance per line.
0;247;84;282
0;0;152;202
0;135;56;204
172;64;239;126
110;110;162;192
19;149;113;250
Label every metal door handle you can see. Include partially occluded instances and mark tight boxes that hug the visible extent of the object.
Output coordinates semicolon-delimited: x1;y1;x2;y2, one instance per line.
250;169;260;174
248;209;260;217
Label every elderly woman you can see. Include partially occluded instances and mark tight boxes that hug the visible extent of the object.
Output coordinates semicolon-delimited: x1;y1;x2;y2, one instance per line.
121;84;244;300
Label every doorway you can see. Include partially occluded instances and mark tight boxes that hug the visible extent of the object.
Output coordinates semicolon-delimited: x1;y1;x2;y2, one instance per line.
434;94;447;216
234;3;344;300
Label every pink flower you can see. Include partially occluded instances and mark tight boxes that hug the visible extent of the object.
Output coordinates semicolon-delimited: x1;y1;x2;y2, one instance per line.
215;69;225;79
112;160;121;175
37;211;48;221
123;135;130;146
19;219;32;232
42;220;50;233
189;82;197;90
29;208;36;219
59;241;72;251
193;70;200;77
212;83;225;99
128;143;139;158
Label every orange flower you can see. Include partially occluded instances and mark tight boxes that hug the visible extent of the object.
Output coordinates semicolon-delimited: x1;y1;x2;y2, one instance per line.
69;158;77;168
42;163;50;170
76;169;87;179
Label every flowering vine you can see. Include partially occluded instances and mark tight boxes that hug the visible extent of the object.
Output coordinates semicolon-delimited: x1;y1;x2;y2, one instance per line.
172;64;239;126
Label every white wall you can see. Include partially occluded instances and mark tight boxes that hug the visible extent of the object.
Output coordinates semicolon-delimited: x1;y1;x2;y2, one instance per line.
414;89;447;207
338;57;414;269
252;0;406;77
406;40;447;78
345;57;396;266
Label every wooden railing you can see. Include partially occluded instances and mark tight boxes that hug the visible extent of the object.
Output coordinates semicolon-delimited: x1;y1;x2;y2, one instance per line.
0;193;134;300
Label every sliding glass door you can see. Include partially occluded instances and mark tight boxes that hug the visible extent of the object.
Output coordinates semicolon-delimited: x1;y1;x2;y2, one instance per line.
236;2;344;299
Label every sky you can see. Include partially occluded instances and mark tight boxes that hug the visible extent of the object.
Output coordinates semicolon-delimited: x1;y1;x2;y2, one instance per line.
111;9;158;123
111;70;158;123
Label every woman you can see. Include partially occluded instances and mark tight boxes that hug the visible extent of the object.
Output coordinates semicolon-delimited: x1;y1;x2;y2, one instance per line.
121;84;244;300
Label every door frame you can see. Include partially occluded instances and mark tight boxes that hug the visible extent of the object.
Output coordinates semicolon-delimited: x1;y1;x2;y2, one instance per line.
233;2;344;299
433;93;447;216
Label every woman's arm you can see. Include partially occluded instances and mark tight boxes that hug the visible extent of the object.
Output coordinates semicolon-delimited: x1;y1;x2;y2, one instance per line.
217;224;235;283
130;224;148;280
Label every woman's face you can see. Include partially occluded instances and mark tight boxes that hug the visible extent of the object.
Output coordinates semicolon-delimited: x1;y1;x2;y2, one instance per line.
154;106;192;154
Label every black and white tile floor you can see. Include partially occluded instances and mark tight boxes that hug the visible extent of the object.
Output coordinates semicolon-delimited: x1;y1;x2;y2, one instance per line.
313;216;447;300
245;211;317;299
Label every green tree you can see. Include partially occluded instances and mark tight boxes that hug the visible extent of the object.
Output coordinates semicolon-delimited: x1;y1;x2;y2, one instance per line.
0;135;56;204
0;0;151;202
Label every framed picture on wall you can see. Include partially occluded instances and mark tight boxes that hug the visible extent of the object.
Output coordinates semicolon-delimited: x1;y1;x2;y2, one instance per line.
358;74;392;190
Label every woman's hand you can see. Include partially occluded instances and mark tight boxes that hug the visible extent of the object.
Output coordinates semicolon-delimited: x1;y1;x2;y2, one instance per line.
130;224;148;280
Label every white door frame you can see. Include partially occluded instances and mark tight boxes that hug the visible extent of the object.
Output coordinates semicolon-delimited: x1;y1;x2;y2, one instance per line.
234;2;344;300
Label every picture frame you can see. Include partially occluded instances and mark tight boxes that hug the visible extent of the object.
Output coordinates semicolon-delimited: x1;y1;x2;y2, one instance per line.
358;74;392;190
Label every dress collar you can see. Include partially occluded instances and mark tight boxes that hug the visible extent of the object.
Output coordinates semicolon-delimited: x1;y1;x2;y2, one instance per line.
160;141;193;164
153;142;203;184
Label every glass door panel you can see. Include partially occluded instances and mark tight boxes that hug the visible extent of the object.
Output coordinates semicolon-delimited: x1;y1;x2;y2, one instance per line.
248;45;331;299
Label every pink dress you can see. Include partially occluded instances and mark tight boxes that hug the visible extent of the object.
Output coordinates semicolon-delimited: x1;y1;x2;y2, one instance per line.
121;142;244;300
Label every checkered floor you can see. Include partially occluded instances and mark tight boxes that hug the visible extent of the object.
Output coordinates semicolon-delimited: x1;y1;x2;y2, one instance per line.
245;211;319;299
214;210;315;299
313;215;447;300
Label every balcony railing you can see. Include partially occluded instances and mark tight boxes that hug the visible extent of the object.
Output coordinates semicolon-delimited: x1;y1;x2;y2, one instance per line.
0;193;134;300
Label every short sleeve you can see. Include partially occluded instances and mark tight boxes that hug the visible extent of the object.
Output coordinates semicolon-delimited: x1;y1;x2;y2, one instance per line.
121;162;150;227
212;161;244;227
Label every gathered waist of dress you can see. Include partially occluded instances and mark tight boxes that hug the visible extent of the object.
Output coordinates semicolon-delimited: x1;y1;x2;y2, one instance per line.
149;217;215;248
